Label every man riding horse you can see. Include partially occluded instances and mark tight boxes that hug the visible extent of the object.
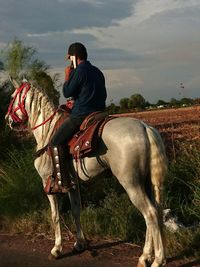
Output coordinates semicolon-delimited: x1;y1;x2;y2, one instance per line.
6;50;167;265
49;42;107;192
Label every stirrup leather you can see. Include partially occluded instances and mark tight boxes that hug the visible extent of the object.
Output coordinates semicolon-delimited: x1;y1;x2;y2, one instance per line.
53;146;62;187
44;146;76;194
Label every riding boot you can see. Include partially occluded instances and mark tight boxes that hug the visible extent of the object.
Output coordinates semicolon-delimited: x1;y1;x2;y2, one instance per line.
47;146;75;194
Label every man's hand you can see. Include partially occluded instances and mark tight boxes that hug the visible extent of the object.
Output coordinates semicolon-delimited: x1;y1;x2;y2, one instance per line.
65;66;73;81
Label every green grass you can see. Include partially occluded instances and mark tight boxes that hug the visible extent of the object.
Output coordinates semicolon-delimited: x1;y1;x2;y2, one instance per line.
80;191;145;241
0;210;52;234
0;138;199;258
166;226;200;258
164;141;200;225
0;146;47;217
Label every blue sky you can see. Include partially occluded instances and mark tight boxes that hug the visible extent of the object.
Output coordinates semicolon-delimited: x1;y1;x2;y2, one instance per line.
0;0;200;104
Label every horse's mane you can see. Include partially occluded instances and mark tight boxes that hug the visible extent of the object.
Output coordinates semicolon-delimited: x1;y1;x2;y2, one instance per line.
28;83;59;129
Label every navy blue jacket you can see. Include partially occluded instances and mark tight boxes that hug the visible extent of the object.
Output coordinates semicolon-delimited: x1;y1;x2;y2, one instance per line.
63;61;107;117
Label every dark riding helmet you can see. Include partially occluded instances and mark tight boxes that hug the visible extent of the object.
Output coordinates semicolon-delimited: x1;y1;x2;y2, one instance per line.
68;42;87;60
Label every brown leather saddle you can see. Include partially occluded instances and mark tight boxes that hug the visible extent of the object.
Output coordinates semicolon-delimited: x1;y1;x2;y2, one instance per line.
34;108;114;160
68;111;113;159
43;109;114;195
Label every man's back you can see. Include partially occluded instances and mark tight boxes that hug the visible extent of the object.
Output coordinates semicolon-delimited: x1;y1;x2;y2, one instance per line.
63;60;107;117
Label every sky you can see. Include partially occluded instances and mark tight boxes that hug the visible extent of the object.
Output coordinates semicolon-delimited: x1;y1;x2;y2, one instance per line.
0;0;200;104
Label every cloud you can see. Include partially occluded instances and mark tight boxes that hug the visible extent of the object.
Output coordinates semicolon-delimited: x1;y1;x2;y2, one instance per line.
104;68;144;99
186;75;200;91
0;0;134;38
69;0;200;52
132;0;200;25
1;0;200;103
0;43;7;50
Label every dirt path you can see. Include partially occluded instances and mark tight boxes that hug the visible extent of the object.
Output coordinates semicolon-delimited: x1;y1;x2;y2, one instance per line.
0;232;199;267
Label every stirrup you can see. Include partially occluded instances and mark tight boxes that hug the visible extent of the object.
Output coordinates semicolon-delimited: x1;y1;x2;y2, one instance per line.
44;176;76;194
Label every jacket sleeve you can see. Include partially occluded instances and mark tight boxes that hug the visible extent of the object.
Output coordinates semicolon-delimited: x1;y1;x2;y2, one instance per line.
63;69;83;98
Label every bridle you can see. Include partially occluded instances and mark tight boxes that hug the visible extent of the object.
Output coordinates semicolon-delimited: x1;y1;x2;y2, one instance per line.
7;82;30;125
6;82;57;131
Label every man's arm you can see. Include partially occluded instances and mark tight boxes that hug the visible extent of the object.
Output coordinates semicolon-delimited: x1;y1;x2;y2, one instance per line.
65;66;73;81
63;67;82;98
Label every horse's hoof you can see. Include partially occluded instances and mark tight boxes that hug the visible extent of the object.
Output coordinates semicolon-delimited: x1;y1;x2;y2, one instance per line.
137;259;151;267
48;250;62;260
73;240;87;253
151;261;166;267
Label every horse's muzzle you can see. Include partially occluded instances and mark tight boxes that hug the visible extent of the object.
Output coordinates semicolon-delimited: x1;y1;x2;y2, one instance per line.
5;115;19;130
5;113;11;127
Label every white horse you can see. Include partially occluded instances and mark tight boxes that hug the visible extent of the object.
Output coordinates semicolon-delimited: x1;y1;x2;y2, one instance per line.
6;81;167;267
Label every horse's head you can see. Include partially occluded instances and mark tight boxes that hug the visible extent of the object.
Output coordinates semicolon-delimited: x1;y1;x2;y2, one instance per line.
5;78;31;131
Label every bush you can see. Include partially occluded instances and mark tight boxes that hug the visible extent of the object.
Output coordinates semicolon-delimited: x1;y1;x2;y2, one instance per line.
0;146;47;217
164;141;200;224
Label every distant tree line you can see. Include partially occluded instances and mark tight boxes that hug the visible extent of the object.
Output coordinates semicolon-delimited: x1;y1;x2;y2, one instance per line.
107;94;200;114
1;39;200;122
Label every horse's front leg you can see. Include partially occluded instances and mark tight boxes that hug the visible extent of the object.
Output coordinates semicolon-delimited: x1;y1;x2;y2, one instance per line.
34;155;62;258
47;194;62;258
68;186;87;252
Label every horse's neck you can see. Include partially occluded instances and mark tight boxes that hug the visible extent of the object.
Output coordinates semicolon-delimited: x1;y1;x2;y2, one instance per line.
26;88;61;149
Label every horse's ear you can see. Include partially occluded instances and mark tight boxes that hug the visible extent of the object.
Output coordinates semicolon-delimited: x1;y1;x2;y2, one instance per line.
9;76;19;89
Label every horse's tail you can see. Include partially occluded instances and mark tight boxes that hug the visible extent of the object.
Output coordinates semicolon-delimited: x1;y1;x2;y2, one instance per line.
145;125;168;206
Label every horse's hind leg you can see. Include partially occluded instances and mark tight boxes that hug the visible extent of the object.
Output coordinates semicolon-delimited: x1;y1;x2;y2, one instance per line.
140;226;153;265
123;185;165;267
68;187;87;252
47;194;62;258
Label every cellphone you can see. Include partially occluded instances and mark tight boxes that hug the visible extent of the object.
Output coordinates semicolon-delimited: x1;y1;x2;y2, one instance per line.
69;55;77;69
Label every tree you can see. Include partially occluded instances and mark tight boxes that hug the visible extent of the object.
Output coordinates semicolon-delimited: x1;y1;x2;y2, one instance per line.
0;60;4;70
169;98;180;107
31;70;60;106
180;97;193;106
156;99;168;106
2;39;36;78
1;39;60;105
130;94;146;109
106;103;120;114
119;98;129;111
194;98;200;105
145;101;151;108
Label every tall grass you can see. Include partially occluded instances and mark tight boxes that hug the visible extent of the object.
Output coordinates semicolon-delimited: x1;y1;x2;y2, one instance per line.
166;227;200;258
0;138;200;258
80;191;145;241
164;141;200;225
162;141;200;257
0;146;47;217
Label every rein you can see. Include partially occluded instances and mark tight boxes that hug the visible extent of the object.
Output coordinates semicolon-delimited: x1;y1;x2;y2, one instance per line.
7;82;58;131
31;109;57;130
